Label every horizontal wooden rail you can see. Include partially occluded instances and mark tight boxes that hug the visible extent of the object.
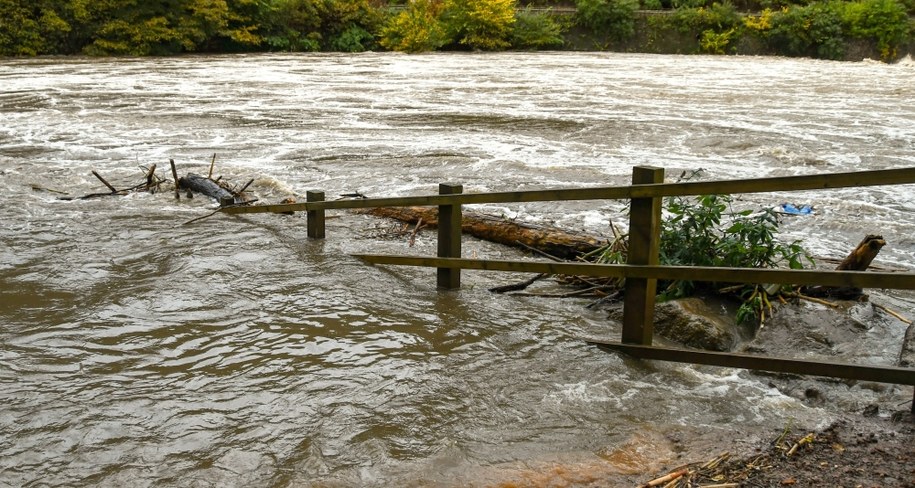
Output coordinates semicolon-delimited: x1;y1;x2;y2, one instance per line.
587;342;915;385
221;167;915;216
353;255;915;290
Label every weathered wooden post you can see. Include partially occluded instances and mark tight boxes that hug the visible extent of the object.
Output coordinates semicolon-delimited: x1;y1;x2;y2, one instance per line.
437;183;463;289
307;190;325;239
622;166;664;345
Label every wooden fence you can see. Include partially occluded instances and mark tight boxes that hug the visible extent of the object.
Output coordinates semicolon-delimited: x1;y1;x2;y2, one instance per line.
222;167;915;410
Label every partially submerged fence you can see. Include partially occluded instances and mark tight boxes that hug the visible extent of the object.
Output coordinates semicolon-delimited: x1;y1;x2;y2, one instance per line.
223;167;915;410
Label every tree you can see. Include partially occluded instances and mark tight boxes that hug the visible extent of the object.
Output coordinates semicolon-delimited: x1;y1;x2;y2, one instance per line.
259;0;327;52
379;0;447;52
0;0;70;55
511;6;564;49
323;0;383;52
441;0;517;50
575;0;639;42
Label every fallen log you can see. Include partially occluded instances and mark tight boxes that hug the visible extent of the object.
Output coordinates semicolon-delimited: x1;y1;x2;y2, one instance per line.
179;173;236;206
359;206;605;260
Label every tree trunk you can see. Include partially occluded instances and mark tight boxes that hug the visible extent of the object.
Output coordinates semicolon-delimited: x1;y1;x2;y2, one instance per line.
179;173;236;206
359;206;605;260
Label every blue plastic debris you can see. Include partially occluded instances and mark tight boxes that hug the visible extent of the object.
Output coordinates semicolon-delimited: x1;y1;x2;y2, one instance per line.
779;203;814;215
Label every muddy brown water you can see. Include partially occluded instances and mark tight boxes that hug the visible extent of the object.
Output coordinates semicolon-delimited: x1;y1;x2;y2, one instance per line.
1;52;914;486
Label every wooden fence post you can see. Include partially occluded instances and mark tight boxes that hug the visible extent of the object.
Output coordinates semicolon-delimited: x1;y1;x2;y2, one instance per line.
437;183;463;289
307;190;325;239
622;166;664;345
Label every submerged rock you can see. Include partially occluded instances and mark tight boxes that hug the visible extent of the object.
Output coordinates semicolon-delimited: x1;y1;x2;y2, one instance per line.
652;298;741;352
899;322;915;367
740;301;878;361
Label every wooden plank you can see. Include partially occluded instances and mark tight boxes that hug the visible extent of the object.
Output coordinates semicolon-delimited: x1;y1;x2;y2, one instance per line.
352;255;915;290
222;202;309;215
220;167;915;215
587;341;915;385
623;167;663;345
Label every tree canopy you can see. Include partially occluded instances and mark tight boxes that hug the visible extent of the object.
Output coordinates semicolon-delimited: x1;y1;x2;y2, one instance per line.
0;0;911;61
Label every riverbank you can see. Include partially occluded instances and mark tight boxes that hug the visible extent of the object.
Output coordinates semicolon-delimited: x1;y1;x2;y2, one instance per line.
412;409;914;486
632;411;915;487
559;12;915;63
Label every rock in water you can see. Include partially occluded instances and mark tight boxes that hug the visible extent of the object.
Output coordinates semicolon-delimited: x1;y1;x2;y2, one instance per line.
652;298;740;351
900;322;915;367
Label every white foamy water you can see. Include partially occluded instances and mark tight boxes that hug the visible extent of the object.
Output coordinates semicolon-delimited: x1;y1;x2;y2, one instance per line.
1;52;914;487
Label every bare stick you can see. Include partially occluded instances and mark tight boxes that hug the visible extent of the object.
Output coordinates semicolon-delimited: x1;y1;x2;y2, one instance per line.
489;273;548;293
170;159;180;199
91;170;118;193
639;468;688;488
144;163;157;192
873;303;913;325
793;293;841;308
507;285;611;298
208;153;216;179
182;208;222;225
514;240;564;262
236;178;255;195
409;218;424;248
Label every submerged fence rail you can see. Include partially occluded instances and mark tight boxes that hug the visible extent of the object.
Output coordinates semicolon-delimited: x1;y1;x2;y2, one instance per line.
222;166;915;409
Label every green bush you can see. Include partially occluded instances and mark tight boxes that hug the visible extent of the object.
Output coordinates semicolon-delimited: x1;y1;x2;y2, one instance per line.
575;0;639;41
768;1;846;60
441;0;518;50
659;193;810;299
379;0;447;52
841;0;910;60
322;0;382;51
669;2;742;34
511;6;565;49
260;0;325;52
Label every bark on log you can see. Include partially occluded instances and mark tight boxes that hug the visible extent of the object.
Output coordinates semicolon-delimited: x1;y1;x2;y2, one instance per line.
835;235;885;271
805;235;886;298
179;173;236;206
359;206;604;259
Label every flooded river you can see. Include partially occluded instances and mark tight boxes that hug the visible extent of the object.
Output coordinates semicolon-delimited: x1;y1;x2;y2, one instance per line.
1;52;914;486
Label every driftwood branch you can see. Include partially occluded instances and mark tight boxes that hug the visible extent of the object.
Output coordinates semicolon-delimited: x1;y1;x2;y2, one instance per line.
91;170;119;193
170;159;180;199
804;235;886;299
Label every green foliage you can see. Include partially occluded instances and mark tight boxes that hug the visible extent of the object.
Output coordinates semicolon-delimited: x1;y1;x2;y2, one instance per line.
659;193;811;299
575;0;639;41
699;27;736;53
323;0;382;51
841;0;910;60
767;1;846;60
1;0;912;57
379;0;447;52
0;1;70;55
75;0;263;55
441;0;518;50
260;0;326;52
511;6;564;49
669;2;742;34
